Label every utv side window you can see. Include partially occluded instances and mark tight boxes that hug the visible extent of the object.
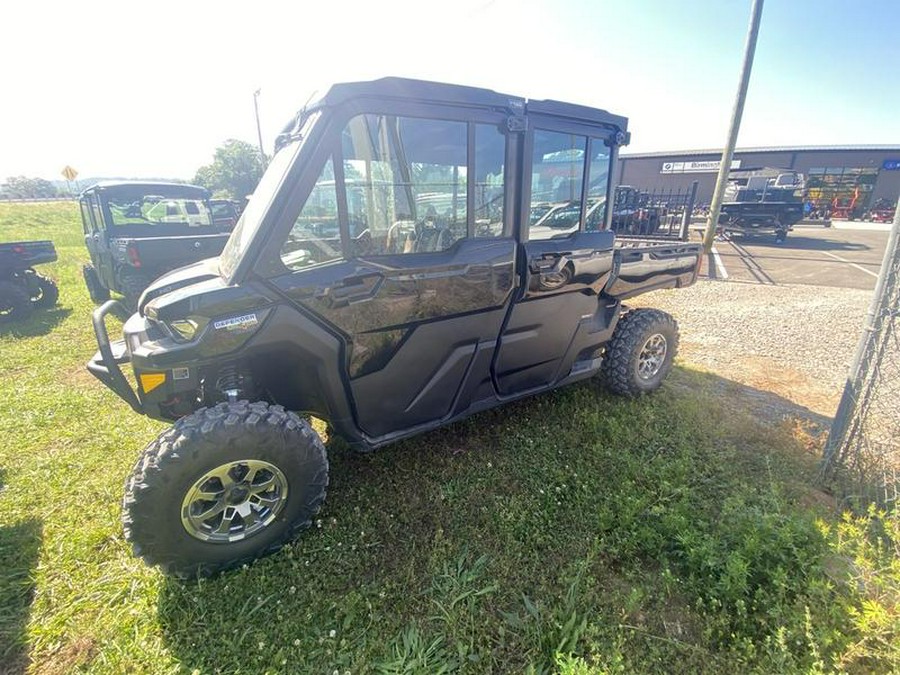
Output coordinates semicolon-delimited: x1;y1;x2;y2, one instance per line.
89;195;105;233
528;130;588;241
79;199;94;235
474;123;505;238
342;114;468;256
585;139;611;232
280;157;342;270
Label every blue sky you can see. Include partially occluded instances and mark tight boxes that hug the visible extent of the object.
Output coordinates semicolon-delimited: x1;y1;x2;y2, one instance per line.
1;0;897;180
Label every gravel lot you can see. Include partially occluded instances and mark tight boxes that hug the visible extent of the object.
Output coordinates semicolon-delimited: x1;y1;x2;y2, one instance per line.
632;279;873;420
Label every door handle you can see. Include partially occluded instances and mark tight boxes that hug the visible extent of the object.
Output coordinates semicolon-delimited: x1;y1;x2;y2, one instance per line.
529;252;561;273
326;273;383;306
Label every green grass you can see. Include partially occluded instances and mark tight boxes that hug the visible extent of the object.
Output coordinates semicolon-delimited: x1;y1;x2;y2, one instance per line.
0;201;898;674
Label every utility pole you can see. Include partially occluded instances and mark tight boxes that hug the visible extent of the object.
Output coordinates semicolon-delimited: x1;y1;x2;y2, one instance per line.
702;0;765;252
253;89;266;165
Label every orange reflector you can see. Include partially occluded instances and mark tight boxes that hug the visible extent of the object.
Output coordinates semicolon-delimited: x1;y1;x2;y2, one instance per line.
139;372;166;393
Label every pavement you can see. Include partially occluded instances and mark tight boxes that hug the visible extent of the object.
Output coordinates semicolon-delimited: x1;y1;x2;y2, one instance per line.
700;222;889;290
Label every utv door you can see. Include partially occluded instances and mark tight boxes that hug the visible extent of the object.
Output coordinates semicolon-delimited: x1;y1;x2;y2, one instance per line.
79;197;98;261
270;106;517;438
84;193;116;289
493;121;619;395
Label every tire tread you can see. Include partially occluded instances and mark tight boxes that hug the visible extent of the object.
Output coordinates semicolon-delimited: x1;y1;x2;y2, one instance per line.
601;308;679;397
122;401;328;578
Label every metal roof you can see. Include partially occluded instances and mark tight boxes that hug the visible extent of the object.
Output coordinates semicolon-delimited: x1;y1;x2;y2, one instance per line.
621;144;900;159
80;181;209;197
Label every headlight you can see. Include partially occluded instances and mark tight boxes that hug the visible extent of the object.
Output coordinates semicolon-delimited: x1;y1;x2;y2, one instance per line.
167;318;200;341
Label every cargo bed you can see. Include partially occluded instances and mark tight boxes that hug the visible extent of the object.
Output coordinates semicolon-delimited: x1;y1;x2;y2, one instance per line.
0;240;57;269
605;238;702;300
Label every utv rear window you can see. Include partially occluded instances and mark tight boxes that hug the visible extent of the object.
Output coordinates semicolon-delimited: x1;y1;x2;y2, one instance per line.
528;131;611;239
106;196;212;227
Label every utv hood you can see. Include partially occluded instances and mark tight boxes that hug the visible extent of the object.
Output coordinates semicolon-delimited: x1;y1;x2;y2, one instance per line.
139;258;221;311
141;257;278;326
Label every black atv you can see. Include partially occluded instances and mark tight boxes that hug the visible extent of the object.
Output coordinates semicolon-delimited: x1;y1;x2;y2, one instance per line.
88;77;701;577
0;240;59;322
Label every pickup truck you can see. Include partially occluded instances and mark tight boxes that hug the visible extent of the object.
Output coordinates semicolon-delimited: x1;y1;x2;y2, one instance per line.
79;182;236;309
87;77;702;578
0;240;59;322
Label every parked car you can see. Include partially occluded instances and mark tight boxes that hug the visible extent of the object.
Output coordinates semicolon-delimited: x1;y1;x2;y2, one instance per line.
0;240;59;322
88;77;702;577
79;182;235;309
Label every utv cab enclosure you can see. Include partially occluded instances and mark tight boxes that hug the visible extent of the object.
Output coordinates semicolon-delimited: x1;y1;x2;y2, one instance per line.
88;78;702;577
79;181;233;308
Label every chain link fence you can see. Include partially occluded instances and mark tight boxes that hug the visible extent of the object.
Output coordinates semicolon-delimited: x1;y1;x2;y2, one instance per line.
822;204;900;507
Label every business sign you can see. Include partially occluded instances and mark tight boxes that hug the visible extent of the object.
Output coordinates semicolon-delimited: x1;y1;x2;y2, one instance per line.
883;159;900;171
661;159;742;174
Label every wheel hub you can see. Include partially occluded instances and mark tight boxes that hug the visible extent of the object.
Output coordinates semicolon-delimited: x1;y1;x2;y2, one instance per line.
181;460;289;543
637;333;668;380
227;484;250;504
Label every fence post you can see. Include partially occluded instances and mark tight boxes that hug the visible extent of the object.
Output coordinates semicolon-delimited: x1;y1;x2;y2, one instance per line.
681;181;699;240
821;190;900;486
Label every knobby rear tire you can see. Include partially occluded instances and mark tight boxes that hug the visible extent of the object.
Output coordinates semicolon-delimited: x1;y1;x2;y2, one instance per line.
82;264;110;304
120;273;151;312
0;281;33;322
601;308;679;397
29;273;59;308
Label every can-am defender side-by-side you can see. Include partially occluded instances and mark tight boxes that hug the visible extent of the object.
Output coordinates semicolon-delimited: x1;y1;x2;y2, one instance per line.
79;182;236;310
88;78;702;577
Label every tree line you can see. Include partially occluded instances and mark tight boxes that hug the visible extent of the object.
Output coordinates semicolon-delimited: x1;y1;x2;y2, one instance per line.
0;176;60;199
2;139;265;202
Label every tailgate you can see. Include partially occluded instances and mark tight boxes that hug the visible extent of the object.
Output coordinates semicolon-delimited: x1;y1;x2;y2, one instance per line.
605;240;702;301
118;233;230;268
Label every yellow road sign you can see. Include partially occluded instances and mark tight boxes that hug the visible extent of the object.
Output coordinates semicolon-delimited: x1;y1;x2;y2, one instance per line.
61;165;78;181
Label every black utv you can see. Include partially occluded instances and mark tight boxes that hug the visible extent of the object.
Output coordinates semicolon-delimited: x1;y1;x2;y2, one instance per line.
0;240;59;321
88;78;702;577
79;182;235;309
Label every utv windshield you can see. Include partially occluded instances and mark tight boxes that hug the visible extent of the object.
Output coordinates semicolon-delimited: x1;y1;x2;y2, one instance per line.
219;112;320;280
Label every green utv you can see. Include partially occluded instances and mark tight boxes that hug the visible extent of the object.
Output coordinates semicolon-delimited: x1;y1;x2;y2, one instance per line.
88;78;701;577
80;182;234;310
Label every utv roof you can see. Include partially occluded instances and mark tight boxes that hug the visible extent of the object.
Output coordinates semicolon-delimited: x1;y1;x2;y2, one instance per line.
298;77;628;133
80;181;210;198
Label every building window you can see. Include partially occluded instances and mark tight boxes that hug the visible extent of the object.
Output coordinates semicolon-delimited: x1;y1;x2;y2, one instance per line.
806;166;878;216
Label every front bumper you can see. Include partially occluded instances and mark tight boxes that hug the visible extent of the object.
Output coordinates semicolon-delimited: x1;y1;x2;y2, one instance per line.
87;299;144;413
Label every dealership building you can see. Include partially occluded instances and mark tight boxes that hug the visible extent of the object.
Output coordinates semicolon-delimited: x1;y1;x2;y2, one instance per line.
618;145;900;212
